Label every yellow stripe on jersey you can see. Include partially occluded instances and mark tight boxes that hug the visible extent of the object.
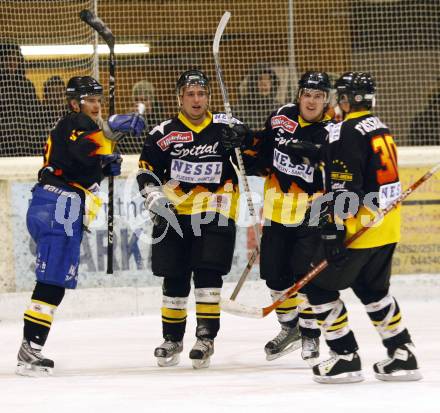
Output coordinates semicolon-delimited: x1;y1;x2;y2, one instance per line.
163;180;240;221
70;182;103;227
178;111;213;134
263;175;310;225
85;130;115;155
346;205;400;249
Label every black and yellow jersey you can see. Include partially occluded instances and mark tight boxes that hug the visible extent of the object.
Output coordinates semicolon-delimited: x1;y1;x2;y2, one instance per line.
40;111;114;192
250;103;330;224
137;111;244;221
325;110;401;248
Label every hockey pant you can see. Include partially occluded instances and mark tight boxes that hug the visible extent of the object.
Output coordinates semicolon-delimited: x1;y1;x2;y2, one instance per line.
161;270;223;342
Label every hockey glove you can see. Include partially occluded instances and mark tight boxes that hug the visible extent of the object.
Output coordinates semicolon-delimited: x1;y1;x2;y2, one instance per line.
103;114;146;141
101;154;122;177
143;186;179;230
220;124;252;152
286;140;322;166
321;219;348;268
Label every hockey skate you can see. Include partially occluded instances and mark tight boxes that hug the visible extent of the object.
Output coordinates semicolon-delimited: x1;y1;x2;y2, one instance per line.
301;336;320;366
189;338;214;369
313;351;364;384
374;343;422;381
264;324;301;361
16;338;54;377
154;339;183;367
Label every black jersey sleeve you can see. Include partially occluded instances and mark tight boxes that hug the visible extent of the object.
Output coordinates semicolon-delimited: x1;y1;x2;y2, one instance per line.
137;127;168;190
66;113;114;166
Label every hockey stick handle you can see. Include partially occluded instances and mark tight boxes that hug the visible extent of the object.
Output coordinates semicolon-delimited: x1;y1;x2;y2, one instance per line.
213;11;261;300
80;9;115;47
229;244;260;300
80;9;116;274
263;162;440;316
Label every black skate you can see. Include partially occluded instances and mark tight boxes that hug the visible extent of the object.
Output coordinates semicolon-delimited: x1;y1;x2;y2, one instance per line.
264;324;301;361
374;343;422;381
189;338;214;369
154;340;183;367
16;338;54;377
301;336;320;366
313;351;364;384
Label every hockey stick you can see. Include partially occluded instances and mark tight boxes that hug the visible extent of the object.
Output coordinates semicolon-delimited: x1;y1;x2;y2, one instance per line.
80;9;116;274
213;11;261;300
221;162;440;318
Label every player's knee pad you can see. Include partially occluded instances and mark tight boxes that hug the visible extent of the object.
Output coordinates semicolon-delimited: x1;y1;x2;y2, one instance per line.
162;275;191;297
270;288;301;324
193;270;223;289
364;293;405;340
311;298;351;342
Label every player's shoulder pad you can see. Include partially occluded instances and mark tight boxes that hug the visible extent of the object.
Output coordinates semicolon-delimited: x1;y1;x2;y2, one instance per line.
212;112;243;125
275;103;296;115
327;122;343;144
149;118;174;136
69;112;99;131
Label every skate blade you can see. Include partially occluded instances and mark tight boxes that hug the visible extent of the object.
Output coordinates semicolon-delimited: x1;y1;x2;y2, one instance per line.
16;362;53;377
265;340;302;361
375;369;422;382
303;356;320;367
313;371;364;384
192;357;211;369
156;354;180;367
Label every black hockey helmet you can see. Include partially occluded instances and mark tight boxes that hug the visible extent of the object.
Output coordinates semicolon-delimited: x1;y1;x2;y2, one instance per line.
297;71;331;107
176;69;210;95
298;71;331;94
335;72;376;109
66;76;103;100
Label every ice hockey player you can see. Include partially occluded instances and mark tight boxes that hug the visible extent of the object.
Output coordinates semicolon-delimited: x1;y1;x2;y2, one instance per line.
137;69;250;369
307;72;422;383
16;76;145;376
247;72;332;365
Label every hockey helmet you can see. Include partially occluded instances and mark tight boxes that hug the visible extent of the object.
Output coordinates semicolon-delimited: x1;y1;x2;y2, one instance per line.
176;69;210;95
297;71;331;106
335;72;376;109
298;71;331;94
66;76;103;100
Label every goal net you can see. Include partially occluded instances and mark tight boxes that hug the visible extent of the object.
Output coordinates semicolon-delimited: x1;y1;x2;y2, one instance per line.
0;0;439;157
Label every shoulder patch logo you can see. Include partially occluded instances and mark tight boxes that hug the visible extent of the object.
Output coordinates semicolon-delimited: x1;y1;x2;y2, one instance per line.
271;115;298;134
157;131;194;151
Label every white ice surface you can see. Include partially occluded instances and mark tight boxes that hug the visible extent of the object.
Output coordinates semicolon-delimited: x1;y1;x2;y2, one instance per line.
0;282;439;413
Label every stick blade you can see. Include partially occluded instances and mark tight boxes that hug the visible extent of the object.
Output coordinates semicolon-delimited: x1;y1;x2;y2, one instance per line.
221;298;263;319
